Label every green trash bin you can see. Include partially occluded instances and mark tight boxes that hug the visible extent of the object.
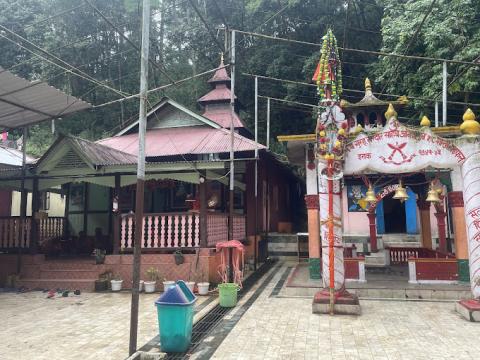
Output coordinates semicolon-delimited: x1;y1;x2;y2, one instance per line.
218;283;239;308
155;280;197;352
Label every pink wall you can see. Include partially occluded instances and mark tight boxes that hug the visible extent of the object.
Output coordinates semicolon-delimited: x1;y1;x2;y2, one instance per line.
342;188;369;236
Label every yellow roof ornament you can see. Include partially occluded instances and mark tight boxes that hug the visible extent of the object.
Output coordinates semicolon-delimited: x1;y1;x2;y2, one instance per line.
365;78;372;92
385;103;398;120
420;115;431;127
460;108;480;135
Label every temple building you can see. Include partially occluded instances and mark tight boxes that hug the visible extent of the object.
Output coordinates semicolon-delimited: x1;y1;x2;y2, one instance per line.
278;30;480;318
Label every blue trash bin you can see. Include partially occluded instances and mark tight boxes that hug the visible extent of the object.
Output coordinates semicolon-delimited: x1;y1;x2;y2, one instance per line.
155;280;197;352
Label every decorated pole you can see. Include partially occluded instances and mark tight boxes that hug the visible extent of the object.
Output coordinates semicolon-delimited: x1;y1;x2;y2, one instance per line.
312;30;360;315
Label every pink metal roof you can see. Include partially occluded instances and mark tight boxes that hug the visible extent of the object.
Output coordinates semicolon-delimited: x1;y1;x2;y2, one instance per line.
198;84;235;103
98;127;265;157
202;107;244;128
207;59;230;83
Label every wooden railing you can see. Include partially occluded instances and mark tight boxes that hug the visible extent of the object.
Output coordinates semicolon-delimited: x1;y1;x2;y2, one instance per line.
0;216;65;249
388;246;455;265
120;212;246;250
0;217;31;249
39;217;65;244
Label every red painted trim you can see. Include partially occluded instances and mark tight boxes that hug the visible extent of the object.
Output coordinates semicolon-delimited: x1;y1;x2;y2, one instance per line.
304;194;319;209
447;191;464;208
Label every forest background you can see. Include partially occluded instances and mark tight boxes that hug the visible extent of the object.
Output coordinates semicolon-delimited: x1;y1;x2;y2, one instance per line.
1;0;479;156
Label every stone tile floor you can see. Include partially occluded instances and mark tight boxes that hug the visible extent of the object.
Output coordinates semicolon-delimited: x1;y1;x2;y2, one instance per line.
0;290;209;360
210;264;480;360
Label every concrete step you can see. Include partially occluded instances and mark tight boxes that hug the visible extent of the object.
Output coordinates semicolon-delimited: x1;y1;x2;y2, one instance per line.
39;269;102;280
17;278;96;291
42;259;96;270
267;233;298;243
281;286;471;300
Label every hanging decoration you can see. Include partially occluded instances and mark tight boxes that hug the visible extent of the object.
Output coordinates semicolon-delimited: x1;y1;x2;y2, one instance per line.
314;29;343;101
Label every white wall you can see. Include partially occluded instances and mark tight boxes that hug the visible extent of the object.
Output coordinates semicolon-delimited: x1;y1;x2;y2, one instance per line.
11;191;65;217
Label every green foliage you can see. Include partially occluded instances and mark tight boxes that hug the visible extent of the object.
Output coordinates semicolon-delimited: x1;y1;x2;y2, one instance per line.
0;1;387;156
374;0;480;125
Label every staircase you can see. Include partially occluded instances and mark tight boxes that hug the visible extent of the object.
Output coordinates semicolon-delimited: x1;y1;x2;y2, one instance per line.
267;233;304;262
381;233;421;248
17;258;100;291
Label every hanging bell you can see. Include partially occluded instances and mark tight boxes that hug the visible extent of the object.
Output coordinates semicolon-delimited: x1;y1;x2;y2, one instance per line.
393;182;409;201
364;186;377;203
426;188;441;203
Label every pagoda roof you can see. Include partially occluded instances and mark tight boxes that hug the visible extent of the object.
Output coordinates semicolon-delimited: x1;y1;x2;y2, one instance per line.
207;57;230;83
198;83;236;104
341;78;408;111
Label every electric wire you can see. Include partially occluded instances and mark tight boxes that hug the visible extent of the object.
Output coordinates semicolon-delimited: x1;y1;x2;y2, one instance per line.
0;27;129;98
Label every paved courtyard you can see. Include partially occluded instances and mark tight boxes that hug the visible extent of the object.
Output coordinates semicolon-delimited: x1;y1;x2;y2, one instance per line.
0;290;210;360
208;265;480;360
2;265;480;360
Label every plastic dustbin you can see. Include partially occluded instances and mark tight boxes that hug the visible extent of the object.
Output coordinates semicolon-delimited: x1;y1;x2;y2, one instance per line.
155;280;197;352
218;283;239;308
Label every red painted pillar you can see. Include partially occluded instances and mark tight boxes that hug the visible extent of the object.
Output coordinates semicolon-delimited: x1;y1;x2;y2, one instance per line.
435;211;447;253
367;211;377;252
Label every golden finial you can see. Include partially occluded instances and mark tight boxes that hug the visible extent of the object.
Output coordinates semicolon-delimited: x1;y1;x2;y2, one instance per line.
220;52;224;64
460;108;480;135
420;115;431;127
385;103;398;120
365;78;372;92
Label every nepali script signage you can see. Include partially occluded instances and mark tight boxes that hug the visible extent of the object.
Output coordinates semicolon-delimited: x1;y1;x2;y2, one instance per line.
344;118;466;174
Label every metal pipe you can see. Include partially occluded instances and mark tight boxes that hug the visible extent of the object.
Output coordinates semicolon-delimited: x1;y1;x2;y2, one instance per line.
129;0;150;355
435;101;439;128
229;30;236;240
266;97;270;150
443;62;447;127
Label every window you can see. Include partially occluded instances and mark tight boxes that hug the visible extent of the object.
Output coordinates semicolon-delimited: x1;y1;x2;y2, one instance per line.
40;192;50;211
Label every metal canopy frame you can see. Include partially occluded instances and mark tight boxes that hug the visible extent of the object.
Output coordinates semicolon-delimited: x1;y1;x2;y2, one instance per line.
0;66;91;129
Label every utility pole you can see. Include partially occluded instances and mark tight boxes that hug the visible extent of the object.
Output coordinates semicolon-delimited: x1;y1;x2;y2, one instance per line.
435;101;439;128
254;76;258;271
129;0;150;356
228;30;236;241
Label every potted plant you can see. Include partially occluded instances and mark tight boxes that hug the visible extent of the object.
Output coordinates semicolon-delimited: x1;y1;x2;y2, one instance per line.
144;267;159;293
174;250;184;265
94;248;106;264
95;270;113;292
162;277;175;292
110;274;123;291
197;270;210;296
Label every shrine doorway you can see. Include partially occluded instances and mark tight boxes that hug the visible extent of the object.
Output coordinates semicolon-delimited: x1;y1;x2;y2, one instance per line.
382;194;406;233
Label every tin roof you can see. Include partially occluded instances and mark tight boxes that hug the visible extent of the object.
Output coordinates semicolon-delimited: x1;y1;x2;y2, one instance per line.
202;106;245;128
68;136;137;166
98;127;265;157
0;145;35;167
36;135;137;171
198;84;236;104
0;67;91;129
207;57;230;83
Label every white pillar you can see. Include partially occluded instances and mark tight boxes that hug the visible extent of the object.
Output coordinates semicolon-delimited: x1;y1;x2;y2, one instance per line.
318;162;345;290
461;153;480;298
408;260;417;284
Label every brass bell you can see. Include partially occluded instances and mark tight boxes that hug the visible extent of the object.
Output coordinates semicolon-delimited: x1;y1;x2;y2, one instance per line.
426;183;441;203
364;185;377;203
393;181;409;201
